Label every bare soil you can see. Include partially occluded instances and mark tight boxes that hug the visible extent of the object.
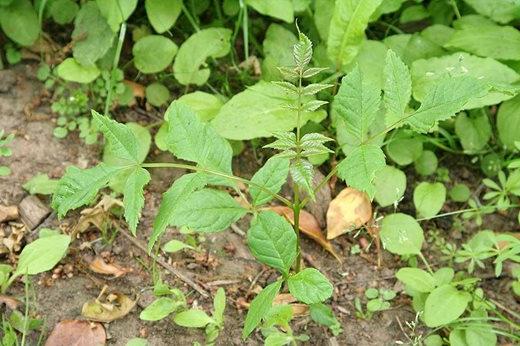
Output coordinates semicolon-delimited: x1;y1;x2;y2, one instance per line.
0;65;518;345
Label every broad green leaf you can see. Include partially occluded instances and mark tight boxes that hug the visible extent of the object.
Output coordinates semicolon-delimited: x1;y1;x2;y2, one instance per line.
287;268;333;304
334;65;381;143
462;0;520;24
165;102;232;180
407;75;489;133
383;50;411;127
433;267;454;286
172;189;247;232
23;173;58;195
0;0;40;46
177;92;223;122
52;164;121;218
497;95;520;150
380;213;424;255
49;0;79;24
414;150;438;176
162;239;193;253
145;0;182;33
386;133;423;166
373;165;406;207
395;267;435;293
342;40;388;90
93;111;139;165
337;144;386;197
450;184;471;203
139;297;179;321
246;0;293;23
56;58;100;84
399;4;428;23
314;0;334;40
449;329;468;346
250;157;290;206
149;173;207;250
262;24;298;81
174;309;214;328
133;35;178;74
327;0;383;70
424;285;470;327
413;182;446;218
371;0;407;20
247;211;297;276
72;2;114;66
242;280;283;339
411;53;518;109
421;24;455;47
174;28;232;86
123;167;150;234
14;234;70;276
96;0;137;31
309;303;342;336
211;81;326;140
445;16;520;61
465;310;497;346
455;112;491;153
145;83;170;107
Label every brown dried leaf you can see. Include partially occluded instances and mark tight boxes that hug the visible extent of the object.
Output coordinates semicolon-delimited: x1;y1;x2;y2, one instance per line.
0;295;21;310
74;196;122;235
82;293;136;323
124;80;145;99
0;205;18;223
326;187;372;240
88;257;129;278
269;206;342;262
45;320;106;346
273;294;309;317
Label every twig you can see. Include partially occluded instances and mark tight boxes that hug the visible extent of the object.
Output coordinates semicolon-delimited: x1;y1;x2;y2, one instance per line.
205;279;241;286
230;223;245;236
120;229;209;298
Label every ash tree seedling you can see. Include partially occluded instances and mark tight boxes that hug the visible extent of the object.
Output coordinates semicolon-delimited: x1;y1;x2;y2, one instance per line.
51;31;337;342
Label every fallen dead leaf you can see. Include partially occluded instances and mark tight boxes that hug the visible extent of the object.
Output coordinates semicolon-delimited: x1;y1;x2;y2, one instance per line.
0;294;21;310
0;205;18;223
82;292;136;323
269;206;342;262
273;293;309;317
88;257;130;278
326;187;372;240
0;223;26;255
45;320;106;346
74;196;122;236
124;80;145;99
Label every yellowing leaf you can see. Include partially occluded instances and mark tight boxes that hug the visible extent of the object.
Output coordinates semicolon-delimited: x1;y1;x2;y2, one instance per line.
326;187;372;239
82;292;136;323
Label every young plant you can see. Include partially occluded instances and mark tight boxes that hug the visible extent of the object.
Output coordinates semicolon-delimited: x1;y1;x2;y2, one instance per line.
355;288;396;320
0;129;14;176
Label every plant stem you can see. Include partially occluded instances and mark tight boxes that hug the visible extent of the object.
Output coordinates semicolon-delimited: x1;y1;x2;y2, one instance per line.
20;275;30;346
292;68;304;273
141;162;292;206
418;252;434;274
239;0;249;60
181;3;200;32
450;0;462;19
103;22;126;117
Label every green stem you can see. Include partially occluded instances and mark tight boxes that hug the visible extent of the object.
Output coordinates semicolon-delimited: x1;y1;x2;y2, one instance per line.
141;162;292;206
20;275;30;346
103;22;126;117
292;69;304;273
450;0;462;19
239;0;249;60
418;252;434;274
181;3;200;32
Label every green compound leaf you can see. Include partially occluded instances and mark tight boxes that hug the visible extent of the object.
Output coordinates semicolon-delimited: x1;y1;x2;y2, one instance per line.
211;81;326;140
327;0;383;70
0;0;40;46
133;35;178;74
413;182;446;219
123;167;150;235
424;285;471;327
337;144;386;198
171;189;247;233
250;157;290;206
383;49;411;127
139;297;180;321
247;211;297;276
52;164;121;218
380;213;424;255
174;28;232;86
145;0;182;33
71;2;114;66
242;280;283;339
14;234;70;276
56;58;101;84
395;267;435;293
149;173;207;251
290;159;315;198
93;110;139;165
165;102;233;182
334;65;381;144
407;75;489;133
287;268;333;304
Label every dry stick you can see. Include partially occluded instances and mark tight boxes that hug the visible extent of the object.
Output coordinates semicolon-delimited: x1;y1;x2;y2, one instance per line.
120;229;209;298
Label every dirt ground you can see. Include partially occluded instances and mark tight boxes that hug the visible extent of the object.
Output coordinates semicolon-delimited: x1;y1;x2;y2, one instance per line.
0;65;518;345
